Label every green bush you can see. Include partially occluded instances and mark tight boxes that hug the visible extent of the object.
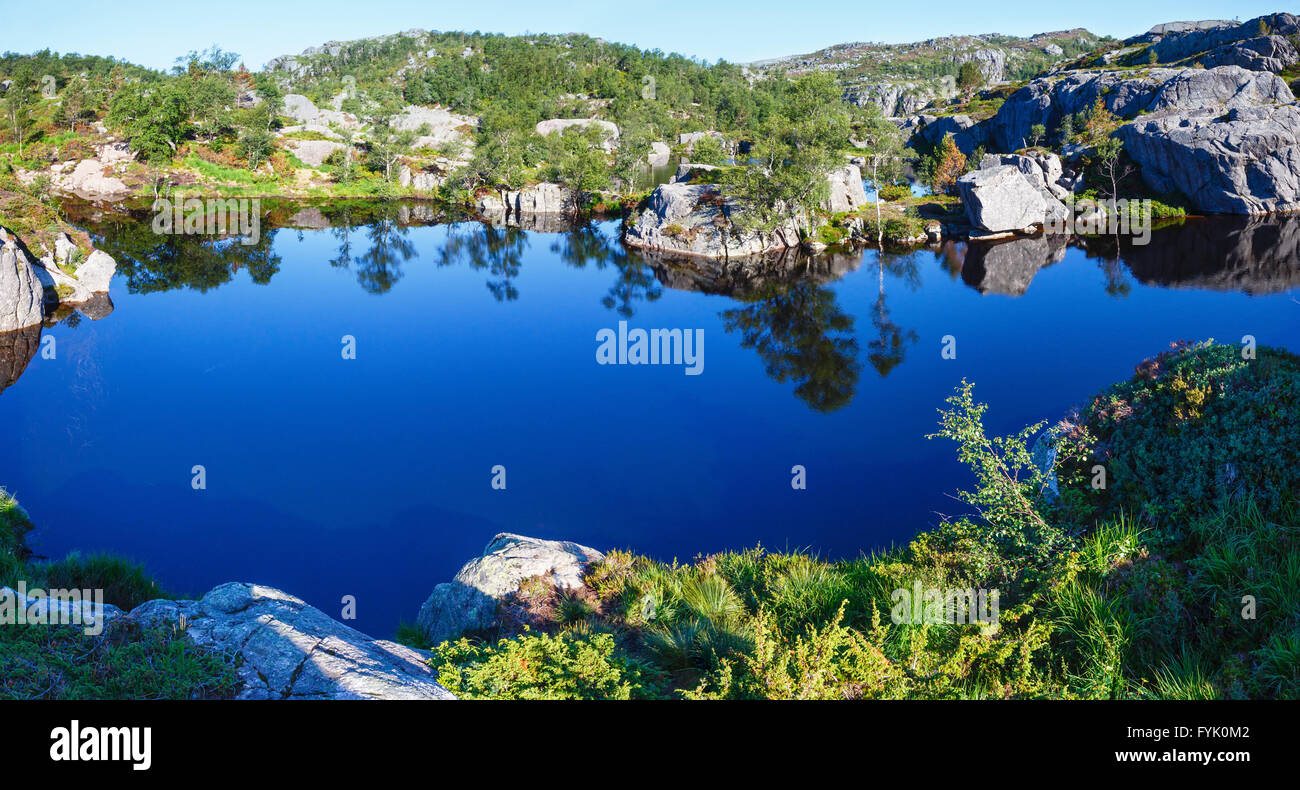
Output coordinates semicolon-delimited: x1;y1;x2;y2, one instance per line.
877;184;911;202
1064;342;1300;525
431;630;668;699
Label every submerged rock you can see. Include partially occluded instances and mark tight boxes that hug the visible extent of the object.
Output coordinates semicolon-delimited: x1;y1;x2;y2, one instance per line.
129;583;455;700
417;533;603;645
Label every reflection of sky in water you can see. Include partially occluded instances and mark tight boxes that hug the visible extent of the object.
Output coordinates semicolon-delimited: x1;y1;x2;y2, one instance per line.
2;214;1297;636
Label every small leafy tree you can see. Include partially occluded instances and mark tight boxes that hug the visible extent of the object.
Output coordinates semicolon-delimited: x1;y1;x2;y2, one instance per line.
929;133;966;194
853;104;911;246
1028;123;1046;148
957;61;984;101
1089;135;1135;200
927;380;1068;567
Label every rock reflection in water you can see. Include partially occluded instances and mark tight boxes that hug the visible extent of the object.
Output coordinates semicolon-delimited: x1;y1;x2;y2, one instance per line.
1115;215;1300;294
960;234;1068;296
0;325;40;396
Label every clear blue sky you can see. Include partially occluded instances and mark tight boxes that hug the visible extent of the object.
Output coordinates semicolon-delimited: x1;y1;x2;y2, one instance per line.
1;0;1286;71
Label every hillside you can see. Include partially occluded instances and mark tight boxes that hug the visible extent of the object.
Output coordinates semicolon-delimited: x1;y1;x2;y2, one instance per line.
751;29;1106;116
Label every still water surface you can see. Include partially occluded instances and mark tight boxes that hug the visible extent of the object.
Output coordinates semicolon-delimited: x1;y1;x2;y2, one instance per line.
2;207;1296;635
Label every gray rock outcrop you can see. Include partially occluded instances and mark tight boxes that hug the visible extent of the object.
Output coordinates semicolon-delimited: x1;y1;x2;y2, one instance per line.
417;534;604;645
129;583;455;700
475;182;575;216
824;165;869;213
623;181;801;259
0;232;44;332
1146;13;1299;66
74;250;116;293
1118;103;1300;214
286;138;346;167
647;141;671;167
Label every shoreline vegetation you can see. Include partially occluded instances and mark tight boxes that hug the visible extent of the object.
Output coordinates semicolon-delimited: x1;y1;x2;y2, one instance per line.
9;15;1300;266
3;341;1297;699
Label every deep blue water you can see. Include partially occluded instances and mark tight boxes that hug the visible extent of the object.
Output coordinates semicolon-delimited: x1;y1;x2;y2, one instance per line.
2;210;1298;636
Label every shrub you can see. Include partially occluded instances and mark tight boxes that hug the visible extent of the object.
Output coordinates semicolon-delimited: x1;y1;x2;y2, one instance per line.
430;630;668;699
1063;342;1300;525
877;184;911;202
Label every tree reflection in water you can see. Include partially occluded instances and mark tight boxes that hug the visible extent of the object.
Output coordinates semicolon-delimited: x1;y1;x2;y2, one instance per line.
437;222;528;302
720;278;861;414
867;251;920;378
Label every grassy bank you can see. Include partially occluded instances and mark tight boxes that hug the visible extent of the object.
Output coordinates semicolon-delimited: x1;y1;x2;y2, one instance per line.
0;491;239;700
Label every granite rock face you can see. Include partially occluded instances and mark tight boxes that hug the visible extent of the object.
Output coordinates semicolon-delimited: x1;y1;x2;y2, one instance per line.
417;533;604;645
957;165;1064;234
823;165;869;213
1145;13;1300;65
0;232;44;332
1118;103;1300;214
129;583;456;700
623;181;801;259
981;66;1290;153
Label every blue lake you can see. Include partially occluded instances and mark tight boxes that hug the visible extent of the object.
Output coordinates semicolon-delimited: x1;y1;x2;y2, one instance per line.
2;207;1298;636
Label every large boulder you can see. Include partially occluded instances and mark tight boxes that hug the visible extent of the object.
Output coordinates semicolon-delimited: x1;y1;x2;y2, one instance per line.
74;250;116;293
475;183;574;216
417;534;603;645
823;165;868;213
281;93;359;130
957;165;1065;234
0;232;44;332
647;141;671;167
669;163;719;183
286;138;346;167
130;583;455;700
1118;103;1300;214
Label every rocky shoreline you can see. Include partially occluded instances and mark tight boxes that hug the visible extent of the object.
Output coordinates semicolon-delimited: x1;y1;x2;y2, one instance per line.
0;533;607;700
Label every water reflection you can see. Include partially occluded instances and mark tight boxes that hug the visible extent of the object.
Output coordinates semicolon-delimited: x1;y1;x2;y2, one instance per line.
867;254;920;378
721;279;862;414
43;203;1300;417
0;325;40;396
